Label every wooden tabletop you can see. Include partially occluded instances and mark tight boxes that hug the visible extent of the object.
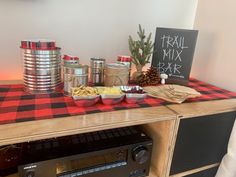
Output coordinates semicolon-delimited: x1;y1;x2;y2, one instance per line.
167;98;236;119
0;106;176;146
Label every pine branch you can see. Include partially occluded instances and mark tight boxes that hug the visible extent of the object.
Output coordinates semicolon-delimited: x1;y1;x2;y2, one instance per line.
128;24;154;66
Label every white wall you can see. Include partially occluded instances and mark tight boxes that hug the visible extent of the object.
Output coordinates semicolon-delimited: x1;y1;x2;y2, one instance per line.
0;0;198;80
192;0;236;92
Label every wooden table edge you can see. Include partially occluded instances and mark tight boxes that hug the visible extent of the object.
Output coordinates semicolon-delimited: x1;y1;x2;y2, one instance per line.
167;98;236;119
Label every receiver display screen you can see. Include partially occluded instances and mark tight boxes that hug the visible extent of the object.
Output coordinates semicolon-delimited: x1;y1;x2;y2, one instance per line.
56;150;127;175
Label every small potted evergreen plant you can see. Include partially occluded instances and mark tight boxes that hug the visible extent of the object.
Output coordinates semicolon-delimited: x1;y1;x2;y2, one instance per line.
129;25;154;81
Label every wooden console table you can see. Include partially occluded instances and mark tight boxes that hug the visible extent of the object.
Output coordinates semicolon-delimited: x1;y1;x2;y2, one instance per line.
1;80;236;177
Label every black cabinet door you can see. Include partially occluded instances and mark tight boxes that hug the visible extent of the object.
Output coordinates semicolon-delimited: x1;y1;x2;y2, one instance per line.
185;166;218;177
170;111;236;175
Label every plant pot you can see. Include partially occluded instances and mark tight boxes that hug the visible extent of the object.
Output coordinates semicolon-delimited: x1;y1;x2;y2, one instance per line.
132;64;144;81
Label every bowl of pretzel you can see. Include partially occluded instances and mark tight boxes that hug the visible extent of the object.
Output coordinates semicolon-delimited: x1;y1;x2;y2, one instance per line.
72;86;100;107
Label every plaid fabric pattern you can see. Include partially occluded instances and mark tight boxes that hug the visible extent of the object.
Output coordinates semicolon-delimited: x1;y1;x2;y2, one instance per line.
0;78;236;125
187;78;236;102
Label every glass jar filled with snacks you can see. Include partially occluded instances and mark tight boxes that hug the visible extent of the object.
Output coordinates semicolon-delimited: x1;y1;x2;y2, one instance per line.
64;64;88;96
104;63;129;86
117;55;132;80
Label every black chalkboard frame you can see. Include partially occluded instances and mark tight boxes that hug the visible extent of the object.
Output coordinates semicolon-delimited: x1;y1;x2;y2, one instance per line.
152;27;198;85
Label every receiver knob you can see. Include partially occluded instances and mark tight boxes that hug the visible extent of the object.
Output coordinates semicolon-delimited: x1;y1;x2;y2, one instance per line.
132;146;149;164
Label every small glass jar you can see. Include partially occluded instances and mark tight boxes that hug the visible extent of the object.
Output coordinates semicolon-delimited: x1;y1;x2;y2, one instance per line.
104;63;129;86
63;64;88;96
117;55;132;80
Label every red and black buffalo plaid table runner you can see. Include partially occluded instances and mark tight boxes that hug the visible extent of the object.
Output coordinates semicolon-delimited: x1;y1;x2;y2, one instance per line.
0;78;236;125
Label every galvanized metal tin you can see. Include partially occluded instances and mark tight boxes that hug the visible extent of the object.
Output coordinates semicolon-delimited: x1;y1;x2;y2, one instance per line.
90;58;105;86
23;48;61;55
24;68;61;76
22;47;62;94
24;82;61;89
24;75;61;82
23;54;59;59
24;74;60;79
90;58;105;69
24;79;61;86
23;63;59;69
23;56;60;61
90;72;104;86
24;60;60;65
24;84;62;94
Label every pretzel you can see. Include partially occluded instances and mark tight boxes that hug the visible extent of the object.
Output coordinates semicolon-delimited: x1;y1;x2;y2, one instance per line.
71;86;98;96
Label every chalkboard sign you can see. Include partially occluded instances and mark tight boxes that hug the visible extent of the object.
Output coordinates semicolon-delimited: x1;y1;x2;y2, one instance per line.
152;27;198;85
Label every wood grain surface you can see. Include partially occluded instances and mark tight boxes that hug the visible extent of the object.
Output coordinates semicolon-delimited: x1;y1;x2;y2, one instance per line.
167;99;236;119
0;106;176;146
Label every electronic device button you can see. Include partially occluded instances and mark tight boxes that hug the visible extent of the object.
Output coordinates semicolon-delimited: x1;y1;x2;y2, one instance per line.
121;162;128;166
111;164;117;168
25;171;35;177
129;169;146;177
116;162;122;167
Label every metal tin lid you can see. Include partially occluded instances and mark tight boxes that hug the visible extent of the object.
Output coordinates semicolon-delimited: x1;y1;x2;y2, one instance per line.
106;63;128;69
91;58;105;61
117;55;132;62
90;58;106;69
21;39;56;50
63;55;79;61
